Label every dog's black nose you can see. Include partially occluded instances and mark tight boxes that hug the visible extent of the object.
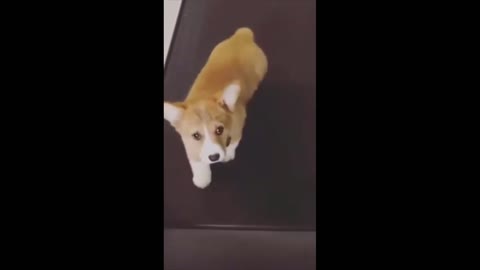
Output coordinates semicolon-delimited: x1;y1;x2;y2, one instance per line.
209;153;220;162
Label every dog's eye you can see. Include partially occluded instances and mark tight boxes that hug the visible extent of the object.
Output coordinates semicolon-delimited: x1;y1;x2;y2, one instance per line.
192;132;201;140
215;126;224;136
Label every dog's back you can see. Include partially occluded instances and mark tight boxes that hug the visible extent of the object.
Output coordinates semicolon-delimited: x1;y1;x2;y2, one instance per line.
186;27;268;105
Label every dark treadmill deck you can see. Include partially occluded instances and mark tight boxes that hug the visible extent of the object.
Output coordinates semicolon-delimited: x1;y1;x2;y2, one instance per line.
164;0;316;268
164;229;316;270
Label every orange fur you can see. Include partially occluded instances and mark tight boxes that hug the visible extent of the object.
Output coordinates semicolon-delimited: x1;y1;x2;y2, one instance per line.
186;27;267;104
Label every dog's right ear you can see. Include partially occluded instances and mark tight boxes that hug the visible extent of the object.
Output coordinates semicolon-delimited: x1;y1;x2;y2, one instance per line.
219;82;241;112
164;102;185;125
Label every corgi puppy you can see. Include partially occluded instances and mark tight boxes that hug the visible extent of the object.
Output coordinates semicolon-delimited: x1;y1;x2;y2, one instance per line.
163;27;268;189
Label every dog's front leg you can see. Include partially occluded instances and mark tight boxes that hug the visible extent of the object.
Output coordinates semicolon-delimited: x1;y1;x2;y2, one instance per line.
189;160;212;189
224;139;241;162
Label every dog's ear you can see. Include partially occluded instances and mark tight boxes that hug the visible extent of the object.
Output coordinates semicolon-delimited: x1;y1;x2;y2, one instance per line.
164;102;185;125
219;83;241;111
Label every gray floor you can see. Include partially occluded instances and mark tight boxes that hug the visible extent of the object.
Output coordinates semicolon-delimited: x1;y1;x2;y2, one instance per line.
164;229;316;270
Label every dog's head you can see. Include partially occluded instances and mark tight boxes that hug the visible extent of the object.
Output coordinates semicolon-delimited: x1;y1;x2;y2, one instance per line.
164;83;240;164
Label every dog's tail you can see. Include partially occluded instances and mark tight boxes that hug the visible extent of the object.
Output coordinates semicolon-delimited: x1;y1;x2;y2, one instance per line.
233;27;254;42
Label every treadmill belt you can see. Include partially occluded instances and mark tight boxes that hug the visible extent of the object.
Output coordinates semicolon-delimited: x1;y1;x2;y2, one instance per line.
164;0;316;230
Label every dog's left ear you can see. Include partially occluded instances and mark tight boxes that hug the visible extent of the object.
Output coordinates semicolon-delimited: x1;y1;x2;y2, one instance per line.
219;83;241;111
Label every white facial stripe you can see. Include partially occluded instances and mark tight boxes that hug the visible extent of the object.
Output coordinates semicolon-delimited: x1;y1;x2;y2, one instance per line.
200;125;225;163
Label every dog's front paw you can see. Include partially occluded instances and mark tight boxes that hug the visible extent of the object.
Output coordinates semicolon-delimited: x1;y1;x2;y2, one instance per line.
189;161;212;189
223;148;236;162
192;173;211;189
223;141;239;163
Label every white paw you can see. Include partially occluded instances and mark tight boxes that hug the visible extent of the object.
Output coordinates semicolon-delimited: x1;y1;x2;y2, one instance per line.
224;148;236;162
192;173;211;189
189;161;212;189
223;141;239;163
193;168;212;189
